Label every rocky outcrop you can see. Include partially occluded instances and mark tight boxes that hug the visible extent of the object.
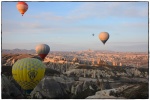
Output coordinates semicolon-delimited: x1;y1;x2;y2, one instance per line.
121;83;148;99
2;74;24;99
2;54;42;66
30;75;99;99
125;68;141;77
86;85;134;99
87;83;148;99
2;54;148;79
70;80;98;98
64;67;148;79
30;75;74;99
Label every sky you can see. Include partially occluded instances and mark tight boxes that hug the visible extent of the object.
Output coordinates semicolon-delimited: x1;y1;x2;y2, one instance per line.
1;1;148;52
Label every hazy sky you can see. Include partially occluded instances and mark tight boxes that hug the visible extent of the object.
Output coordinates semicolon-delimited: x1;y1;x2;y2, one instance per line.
2;1;148;52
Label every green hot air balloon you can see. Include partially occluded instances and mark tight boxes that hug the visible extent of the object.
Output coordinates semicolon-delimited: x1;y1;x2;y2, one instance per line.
99;32;109;44
12;58;45;94
35;44;50;60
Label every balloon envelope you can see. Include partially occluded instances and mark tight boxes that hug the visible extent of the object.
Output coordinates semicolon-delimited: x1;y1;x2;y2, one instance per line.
99;32;109;44
12;58;45;91
35;44;50;60
16;1;28;16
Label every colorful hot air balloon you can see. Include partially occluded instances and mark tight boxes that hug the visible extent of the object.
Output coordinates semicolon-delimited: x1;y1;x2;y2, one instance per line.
99;32;109;44
12;58;45;94
16;1;28;16
35;44;50;60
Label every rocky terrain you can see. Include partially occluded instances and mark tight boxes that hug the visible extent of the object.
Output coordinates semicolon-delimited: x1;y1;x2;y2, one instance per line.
1;53;149;99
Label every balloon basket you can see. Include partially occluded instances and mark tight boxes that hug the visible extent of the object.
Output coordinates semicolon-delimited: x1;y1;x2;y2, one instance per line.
25;89;32;98
26;89;32;94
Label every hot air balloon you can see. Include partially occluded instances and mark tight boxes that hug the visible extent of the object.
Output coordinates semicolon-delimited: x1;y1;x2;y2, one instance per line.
35;44;50;60
16;1;28;16
12;58;45;94
99;32;109;44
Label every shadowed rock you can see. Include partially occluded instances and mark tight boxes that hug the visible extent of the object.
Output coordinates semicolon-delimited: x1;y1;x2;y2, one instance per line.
2;74;25;99
30;76;73;99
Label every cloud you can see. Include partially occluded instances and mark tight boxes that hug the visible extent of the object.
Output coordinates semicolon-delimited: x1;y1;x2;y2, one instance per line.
65;2;148;21
2;1;148;47
1;18;105;35
26;12;63;21
23;2;148;24
2;20;58;34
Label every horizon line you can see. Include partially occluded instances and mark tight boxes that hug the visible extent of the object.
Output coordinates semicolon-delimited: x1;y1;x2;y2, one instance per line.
2;48;148;53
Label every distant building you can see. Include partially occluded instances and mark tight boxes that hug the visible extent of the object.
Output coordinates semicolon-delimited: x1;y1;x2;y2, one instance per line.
113;61;118;66
119;62;122;66
72;57;79;63
97;59;105;65
92;59;95;65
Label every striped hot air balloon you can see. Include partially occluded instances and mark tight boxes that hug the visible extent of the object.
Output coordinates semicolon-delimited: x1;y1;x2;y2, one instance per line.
16;1;28;16
35;44;50;60
99;32;109;45
12;58;45;94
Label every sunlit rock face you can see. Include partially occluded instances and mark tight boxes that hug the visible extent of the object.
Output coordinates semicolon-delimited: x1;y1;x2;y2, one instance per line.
2;54;42;66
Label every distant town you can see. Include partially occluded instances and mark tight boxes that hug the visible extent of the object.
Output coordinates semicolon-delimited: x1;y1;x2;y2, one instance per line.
2;49;148;68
